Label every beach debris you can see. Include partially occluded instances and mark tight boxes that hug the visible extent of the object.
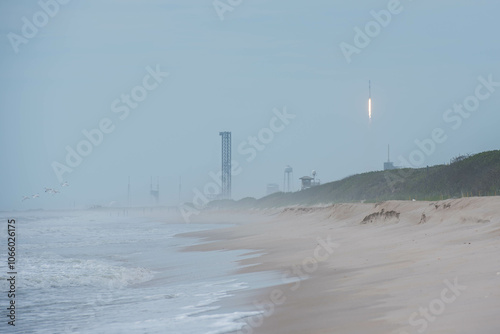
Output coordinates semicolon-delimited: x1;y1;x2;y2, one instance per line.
361;209;400;224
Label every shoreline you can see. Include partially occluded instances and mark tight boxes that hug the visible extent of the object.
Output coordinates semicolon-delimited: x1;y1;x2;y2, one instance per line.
182;197;500;333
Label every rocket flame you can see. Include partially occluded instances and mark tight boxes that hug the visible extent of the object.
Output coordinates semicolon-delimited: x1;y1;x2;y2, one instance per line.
368;98;372;120
368;80;372;121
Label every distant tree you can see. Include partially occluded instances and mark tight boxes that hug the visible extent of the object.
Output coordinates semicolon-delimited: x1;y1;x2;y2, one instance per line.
450;154;471;164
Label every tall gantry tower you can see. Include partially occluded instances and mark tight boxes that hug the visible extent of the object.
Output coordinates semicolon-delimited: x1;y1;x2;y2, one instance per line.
219;131;232;199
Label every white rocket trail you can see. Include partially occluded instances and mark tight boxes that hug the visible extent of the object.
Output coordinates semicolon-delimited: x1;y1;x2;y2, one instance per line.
368;80;372;121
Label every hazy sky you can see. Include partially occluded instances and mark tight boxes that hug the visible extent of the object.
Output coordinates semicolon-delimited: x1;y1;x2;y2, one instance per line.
1;0;499;210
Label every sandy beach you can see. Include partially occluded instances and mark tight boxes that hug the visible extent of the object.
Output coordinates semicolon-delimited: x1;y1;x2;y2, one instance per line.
183;197;500;334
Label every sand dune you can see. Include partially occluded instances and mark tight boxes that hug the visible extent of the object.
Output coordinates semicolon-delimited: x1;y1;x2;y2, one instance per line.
184;197;500;333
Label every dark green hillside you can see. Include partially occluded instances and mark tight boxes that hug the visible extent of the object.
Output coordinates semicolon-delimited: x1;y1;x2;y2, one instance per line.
208;150;500;209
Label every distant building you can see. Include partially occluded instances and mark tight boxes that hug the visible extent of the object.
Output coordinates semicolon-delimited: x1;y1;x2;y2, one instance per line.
384;161;396;170
299;176;314;190
283;165;293;192
299;171;321;190
266;183;280;195
384;145;398;170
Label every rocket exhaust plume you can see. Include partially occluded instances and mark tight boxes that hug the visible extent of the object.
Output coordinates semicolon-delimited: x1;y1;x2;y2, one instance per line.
368;80;372;121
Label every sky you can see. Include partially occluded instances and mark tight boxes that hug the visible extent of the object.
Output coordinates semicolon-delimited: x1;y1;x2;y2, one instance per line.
1;0;499;210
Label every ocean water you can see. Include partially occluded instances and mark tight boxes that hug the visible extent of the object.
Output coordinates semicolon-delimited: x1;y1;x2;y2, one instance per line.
0;211;275;334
